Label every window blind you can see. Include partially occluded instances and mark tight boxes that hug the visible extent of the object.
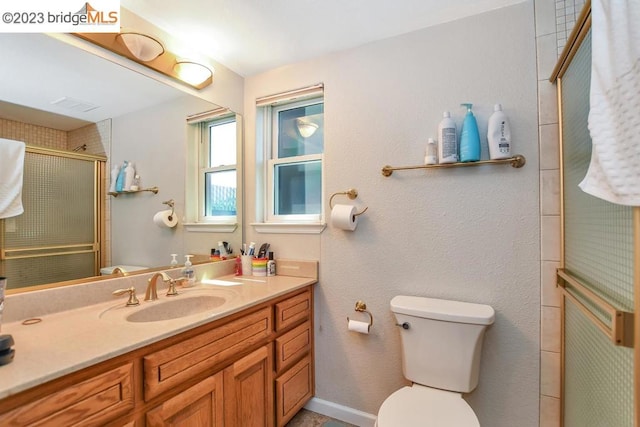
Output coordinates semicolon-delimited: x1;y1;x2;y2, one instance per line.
255;83;324;107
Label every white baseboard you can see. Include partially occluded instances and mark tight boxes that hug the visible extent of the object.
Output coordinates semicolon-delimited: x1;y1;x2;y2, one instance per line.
304;397;377;427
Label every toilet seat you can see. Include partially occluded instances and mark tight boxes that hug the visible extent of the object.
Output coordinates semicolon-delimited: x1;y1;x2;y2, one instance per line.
376;385;480;427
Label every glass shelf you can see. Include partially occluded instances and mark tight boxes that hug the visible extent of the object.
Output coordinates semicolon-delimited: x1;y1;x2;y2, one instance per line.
381;155;526;177
108;186;159;197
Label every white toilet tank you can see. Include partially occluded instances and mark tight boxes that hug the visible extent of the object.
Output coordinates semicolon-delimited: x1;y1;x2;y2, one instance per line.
390;295;495;393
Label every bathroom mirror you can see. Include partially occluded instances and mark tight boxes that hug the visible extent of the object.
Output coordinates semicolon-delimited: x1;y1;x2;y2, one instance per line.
0;33;243;292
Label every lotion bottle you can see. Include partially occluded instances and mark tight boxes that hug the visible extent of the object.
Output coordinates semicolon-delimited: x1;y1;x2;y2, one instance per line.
437;111;458;164
487;103;512;159
182;255;195;287
459;104;481;162
124;162;136;191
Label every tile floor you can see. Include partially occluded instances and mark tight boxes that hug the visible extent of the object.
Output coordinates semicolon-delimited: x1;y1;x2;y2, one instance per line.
286;409;358;427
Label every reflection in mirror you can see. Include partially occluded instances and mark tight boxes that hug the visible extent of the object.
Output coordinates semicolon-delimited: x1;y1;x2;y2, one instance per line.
0;33;243;293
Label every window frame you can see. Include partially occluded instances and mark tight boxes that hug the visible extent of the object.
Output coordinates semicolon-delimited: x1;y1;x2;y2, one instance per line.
265;97;324;224
198;116;238;223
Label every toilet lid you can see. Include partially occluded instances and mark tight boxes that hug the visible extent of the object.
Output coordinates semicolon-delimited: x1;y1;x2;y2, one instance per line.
377;385;480;427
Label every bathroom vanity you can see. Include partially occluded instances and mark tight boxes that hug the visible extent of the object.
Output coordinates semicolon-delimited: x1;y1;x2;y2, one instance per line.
0;262;316;426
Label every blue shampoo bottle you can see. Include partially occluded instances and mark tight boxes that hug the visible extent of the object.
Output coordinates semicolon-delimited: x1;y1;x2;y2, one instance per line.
115;161;127;192
459;104;481;162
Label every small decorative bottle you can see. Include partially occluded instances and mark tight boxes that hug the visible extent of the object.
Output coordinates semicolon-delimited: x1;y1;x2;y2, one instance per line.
267;252;276;276
425;138;437;165
129;175;141;191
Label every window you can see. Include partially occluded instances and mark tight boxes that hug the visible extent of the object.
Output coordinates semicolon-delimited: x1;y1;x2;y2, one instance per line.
200;116;237;220
266;97;324;222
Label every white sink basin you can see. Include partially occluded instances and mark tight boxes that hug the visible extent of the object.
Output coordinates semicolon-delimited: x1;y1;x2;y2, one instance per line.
100;288;236;323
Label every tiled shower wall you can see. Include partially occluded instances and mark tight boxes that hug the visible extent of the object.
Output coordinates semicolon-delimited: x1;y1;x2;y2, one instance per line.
0;118;67;149
535;0;586;425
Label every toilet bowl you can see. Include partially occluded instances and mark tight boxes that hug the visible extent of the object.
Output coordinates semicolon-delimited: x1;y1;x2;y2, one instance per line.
376;385;479;427
376;295;494;427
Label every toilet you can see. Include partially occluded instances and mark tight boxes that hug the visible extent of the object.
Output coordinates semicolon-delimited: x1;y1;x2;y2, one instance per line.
376;295;495;427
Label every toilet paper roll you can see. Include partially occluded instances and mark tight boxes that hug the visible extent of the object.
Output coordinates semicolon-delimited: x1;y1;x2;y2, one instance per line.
348;319;370;334
153;209;178;228
331;204;358;231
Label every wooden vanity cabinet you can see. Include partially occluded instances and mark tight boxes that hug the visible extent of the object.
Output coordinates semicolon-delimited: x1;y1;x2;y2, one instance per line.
0;285;314;427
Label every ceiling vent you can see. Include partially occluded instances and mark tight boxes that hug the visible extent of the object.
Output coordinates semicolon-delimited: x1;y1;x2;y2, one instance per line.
50;96;100;113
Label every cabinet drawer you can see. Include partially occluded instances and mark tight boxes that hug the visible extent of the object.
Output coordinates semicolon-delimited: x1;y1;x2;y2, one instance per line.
275;321;311;373
275;355;313;427
144;306;272;401
0;363;134;427
274;290;311;332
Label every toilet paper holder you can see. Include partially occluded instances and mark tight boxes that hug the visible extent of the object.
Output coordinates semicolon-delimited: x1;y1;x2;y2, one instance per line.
347;300;374;331
329;188;368;217
162;199;175;220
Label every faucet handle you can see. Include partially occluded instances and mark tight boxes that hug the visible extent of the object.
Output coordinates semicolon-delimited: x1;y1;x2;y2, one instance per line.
166;279;179;296
112;286;140;306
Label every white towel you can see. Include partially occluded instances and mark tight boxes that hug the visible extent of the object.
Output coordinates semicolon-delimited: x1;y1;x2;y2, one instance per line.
0;138;26;218
579;0;640;206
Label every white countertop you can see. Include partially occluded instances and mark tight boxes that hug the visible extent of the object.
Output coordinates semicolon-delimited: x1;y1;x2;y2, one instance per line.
0;273;316;400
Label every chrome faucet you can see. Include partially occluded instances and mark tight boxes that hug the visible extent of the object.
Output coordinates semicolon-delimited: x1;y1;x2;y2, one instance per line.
146;271;172;301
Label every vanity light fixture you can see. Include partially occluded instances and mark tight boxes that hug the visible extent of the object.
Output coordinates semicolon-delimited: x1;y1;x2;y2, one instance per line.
115;32;164;62
173;60;213;88
74;32;214;90
295;118;319;138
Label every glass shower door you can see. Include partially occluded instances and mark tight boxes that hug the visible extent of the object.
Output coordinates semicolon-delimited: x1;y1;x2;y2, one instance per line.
0;148;104;289
558;24;636;427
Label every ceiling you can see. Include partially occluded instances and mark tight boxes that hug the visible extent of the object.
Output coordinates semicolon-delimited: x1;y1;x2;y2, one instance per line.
122;0;525;77
0;33;186;130
0;1;525;131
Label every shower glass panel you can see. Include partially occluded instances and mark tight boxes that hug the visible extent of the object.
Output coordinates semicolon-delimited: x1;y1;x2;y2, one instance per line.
560;29;634;426
1;150;101;289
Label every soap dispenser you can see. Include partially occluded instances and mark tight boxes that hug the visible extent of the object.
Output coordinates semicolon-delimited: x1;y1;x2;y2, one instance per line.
170;253;178;268
459;104;481;162
182;255;195;287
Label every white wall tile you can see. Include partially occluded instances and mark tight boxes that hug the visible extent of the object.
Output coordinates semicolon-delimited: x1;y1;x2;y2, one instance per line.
541;306;561;352
541;350;561;397
541;215;561;261
540;395;561;427
542;261;562;307
541;170;560;216
539;123;560;170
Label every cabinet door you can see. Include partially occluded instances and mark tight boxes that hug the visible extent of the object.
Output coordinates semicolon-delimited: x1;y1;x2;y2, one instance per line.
224;344;274;427
146;372;224;427
275;355;313;427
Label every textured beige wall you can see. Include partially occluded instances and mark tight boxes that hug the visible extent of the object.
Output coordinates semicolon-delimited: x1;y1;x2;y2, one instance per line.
244;3;540;426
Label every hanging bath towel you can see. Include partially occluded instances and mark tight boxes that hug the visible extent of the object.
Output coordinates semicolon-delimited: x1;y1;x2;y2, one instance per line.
0;138;26;218
579;0;640;206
